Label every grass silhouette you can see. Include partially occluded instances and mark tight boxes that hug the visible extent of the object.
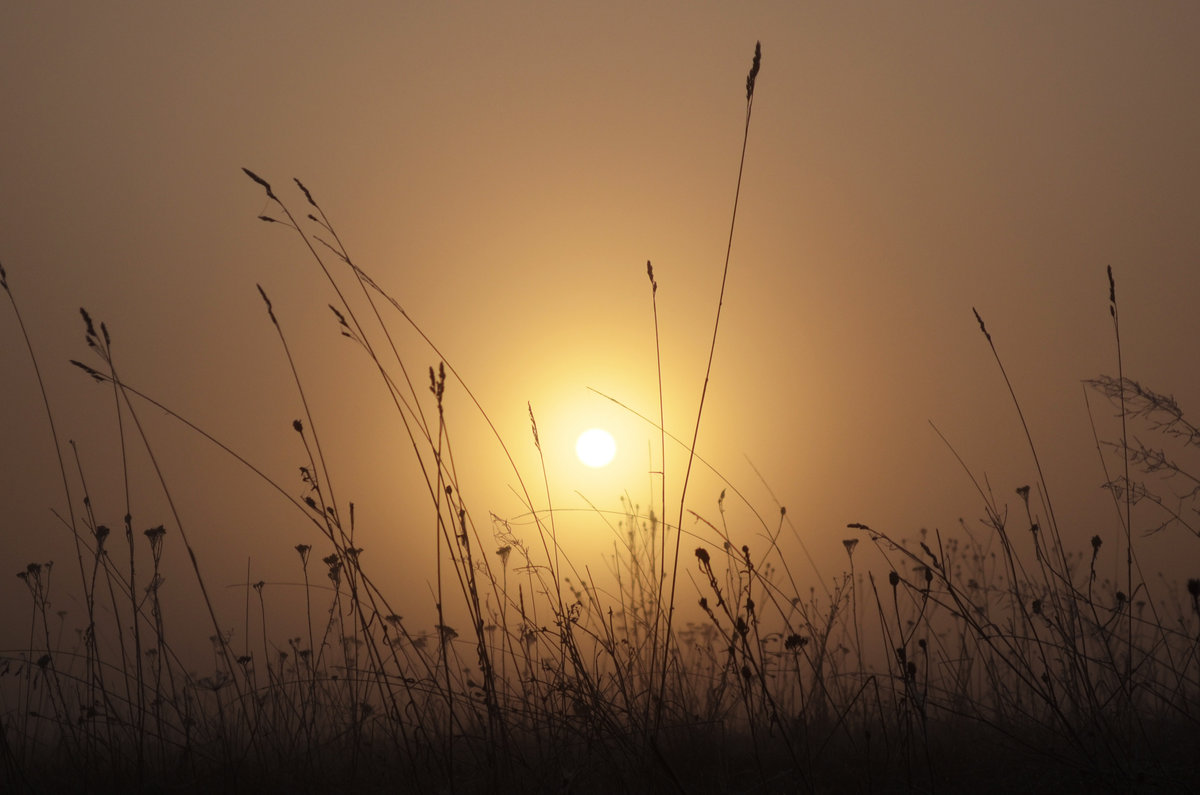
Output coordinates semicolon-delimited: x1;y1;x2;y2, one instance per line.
3;43;1199;794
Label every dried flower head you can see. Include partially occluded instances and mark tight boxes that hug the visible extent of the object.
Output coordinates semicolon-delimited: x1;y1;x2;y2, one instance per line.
144;525;166;561
784;634;809;651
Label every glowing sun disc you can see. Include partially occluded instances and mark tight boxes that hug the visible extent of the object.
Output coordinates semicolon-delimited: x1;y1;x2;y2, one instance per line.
576;428;617;467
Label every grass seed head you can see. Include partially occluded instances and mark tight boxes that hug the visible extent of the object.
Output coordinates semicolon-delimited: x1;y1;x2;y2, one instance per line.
242;167;277;201
746;41;761;99
294;177;316;207
972;307;991;342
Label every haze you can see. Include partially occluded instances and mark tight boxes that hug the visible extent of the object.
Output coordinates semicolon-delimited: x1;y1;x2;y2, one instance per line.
3;2;1199;661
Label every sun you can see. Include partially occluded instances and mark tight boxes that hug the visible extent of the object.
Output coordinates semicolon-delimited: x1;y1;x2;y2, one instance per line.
575;428;617;468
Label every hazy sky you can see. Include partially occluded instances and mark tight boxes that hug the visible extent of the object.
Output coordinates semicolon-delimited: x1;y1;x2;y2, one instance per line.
3;2;1199;654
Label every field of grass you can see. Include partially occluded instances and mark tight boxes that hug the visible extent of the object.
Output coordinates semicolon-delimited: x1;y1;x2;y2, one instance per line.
3;44;1199;794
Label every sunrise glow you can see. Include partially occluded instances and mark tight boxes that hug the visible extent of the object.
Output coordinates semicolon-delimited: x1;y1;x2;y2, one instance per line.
4;5;1199;791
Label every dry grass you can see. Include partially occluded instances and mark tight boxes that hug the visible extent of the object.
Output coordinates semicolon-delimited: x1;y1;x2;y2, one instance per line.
3;44;1199;793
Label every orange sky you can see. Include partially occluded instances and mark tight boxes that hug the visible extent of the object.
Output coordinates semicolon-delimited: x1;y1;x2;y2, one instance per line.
3;3;1199;655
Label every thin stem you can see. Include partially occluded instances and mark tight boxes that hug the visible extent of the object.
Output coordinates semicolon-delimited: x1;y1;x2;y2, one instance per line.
664;40;761;723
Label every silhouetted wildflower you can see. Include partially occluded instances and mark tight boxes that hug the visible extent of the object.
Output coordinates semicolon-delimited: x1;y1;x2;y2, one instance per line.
784;634;808;651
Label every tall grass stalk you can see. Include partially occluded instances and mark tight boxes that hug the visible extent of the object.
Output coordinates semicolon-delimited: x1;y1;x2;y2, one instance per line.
664;43;763;715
